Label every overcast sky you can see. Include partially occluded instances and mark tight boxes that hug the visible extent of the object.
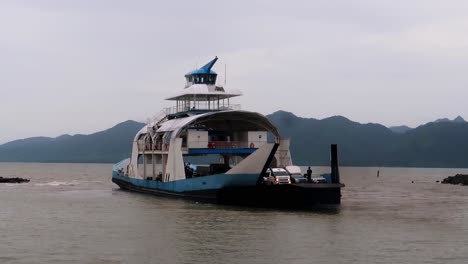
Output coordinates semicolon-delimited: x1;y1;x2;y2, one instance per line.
1;0;468;143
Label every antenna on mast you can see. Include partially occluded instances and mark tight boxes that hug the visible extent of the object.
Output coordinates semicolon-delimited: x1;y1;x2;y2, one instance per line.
224;64;227;87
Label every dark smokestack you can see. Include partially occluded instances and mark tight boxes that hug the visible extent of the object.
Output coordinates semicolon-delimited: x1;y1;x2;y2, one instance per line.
331;144;340;183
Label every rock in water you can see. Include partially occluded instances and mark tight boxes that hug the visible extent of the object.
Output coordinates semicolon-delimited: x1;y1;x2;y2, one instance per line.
441;174;468;186
0;176;30;183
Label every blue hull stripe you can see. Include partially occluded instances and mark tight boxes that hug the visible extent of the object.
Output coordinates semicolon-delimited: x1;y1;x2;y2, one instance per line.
188;148;256;155
112;172;259;193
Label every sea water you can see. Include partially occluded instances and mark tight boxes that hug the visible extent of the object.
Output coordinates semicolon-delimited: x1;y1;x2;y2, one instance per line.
0;163;467;264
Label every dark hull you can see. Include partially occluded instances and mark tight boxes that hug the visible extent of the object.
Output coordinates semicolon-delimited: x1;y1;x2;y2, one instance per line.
112;177;343;208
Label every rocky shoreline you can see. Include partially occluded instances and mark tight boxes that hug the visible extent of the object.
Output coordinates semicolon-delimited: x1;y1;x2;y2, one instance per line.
441;174;468;186
0;176;30;183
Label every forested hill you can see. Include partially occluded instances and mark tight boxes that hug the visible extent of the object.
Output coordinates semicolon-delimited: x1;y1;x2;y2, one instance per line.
267;111;468;168
1;112;468;168
0;120;145;163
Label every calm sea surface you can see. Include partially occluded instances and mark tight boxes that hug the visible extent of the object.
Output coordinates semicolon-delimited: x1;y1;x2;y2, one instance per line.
0;163;467;264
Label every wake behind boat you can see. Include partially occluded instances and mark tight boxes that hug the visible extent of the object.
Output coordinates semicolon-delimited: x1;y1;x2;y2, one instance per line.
112;57;344;208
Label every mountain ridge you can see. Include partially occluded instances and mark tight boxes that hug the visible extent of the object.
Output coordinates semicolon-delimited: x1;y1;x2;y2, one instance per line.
1;114;468;167
434;116;466;123
389;125;413;134
0;120;145;163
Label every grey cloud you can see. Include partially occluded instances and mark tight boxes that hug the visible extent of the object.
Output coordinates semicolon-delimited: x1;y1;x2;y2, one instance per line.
1;0;468;143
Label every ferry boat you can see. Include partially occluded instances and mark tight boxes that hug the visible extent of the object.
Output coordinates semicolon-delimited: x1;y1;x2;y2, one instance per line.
112;57;344;208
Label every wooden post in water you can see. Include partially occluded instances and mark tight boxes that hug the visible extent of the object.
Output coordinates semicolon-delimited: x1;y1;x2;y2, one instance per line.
331;144;340;184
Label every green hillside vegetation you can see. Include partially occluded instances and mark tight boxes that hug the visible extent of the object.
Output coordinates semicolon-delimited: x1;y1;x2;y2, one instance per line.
1;112;467;168
0;120;144;163
267;111;468;168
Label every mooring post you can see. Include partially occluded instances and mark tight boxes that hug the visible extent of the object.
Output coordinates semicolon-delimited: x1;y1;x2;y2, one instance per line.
331;144;340;184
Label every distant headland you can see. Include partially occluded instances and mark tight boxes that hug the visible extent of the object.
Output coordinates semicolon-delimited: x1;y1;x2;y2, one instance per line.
1;111;467;168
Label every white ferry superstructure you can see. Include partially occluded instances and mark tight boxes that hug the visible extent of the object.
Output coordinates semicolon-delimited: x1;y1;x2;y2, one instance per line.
112;57;343;207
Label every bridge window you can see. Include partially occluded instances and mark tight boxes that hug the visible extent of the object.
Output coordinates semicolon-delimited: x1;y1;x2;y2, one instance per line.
188;74;217;84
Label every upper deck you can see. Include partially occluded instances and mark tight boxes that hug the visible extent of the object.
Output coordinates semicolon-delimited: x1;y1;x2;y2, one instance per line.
163;104;241;117
164;57;242;117
133;57;279;156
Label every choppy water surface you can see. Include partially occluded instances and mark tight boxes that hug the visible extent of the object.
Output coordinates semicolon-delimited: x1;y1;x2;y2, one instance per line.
0;163;467;264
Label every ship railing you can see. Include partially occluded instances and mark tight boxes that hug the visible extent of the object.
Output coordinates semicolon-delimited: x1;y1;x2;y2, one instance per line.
188;140;266;149
138;141;166;152
138;140;268;152
163;104;241;115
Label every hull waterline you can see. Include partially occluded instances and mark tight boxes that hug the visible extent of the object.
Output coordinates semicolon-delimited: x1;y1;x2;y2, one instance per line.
112;174;343;208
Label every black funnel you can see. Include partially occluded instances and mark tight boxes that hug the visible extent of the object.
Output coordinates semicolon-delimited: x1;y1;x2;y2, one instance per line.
331;144;340;183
